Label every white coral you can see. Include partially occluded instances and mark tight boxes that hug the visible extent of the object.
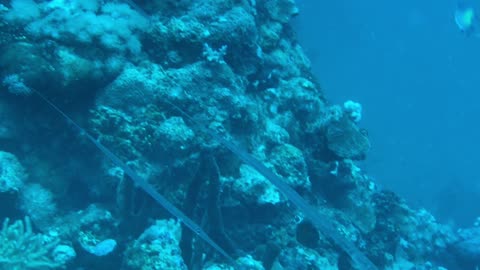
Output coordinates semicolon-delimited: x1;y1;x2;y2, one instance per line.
0;217;63;269
0;151;26;193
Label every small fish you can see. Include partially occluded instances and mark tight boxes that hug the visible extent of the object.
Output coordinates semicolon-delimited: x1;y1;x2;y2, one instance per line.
455;3;478;36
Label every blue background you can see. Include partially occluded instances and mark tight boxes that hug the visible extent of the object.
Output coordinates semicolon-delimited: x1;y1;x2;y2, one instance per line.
293;0;480;226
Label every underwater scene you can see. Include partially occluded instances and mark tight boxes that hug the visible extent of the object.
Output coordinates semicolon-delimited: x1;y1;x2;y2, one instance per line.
0;0;479;269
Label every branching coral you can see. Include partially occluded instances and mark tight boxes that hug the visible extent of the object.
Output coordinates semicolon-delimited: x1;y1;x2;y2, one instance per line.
0;217;62;270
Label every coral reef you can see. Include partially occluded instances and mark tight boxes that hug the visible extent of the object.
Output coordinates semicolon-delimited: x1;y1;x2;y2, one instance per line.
0;217;73;269
0;151;26;193
0;0;476;270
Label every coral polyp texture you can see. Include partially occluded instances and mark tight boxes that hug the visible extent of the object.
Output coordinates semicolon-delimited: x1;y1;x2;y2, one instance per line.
0;0;474;270
0;217;71;269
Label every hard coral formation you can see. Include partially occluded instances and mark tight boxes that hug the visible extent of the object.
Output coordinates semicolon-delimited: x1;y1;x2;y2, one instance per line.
0;151;26;193
0;0;474;270
325;114;371;160
19;183;57;230
124;219;187;270
0;217;67;269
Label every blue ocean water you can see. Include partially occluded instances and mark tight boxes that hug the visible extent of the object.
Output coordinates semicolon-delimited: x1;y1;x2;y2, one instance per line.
294;0;480;227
